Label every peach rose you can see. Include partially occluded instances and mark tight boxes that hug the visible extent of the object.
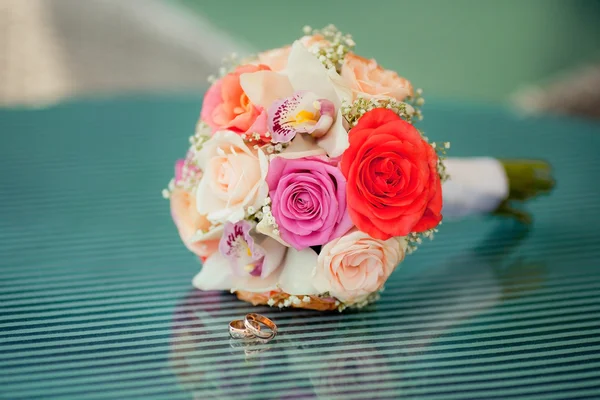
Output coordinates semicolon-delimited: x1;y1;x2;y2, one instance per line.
200;64;270;140
195;130;268;224
170;187;220;258
257;35;329;72
341;53;413;101
258;47;290;72
313;230;407;303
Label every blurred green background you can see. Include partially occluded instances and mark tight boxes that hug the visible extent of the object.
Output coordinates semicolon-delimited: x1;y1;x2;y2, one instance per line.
177;0;600;103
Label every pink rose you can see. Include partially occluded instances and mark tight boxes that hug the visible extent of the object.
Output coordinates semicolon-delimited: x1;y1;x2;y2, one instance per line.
314;230;407;303
200;64;270;141
266;156;353;250
341;53;413;101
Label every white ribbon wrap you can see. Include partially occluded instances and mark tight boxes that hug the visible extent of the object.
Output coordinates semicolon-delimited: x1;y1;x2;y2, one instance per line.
442;157;509;219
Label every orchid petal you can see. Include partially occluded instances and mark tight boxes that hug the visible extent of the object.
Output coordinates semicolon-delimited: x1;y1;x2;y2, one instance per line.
188;224;224;243
278;248;323;295
239;70;294;110
192;252;233;291
310;99;335;138
268;91;335;143
287;41;341;107
327;68;353;103
316;109;349;158
256;217;291;247
231;267;282;293
259;237;287;277
272;134;326;160
219;221;264;276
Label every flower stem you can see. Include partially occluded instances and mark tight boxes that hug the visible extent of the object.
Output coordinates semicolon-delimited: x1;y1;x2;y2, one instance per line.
493;159;555;223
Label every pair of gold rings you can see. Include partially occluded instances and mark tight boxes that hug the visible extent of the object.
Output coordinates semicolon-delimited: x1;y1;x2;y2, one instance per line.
229;313;277;342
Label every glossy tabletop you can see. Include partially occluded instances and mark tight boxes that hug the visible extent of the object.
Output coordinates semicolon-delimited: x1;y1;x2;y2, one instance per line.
1;96;600;399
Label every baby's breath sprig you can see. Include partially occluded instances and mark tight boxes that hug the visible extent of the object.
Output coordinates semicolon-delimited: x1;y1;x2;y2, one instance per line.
345;290;382;312
258;197;280;236
405;88;425;121
425;138;450;183
302;24;355;73
264;142;285;154
241;130;289;154
434;141;451;183
417;130;450;183
161;179;176;199
342;96;415;127
190;122;211;154
241;132;287;154
161;157;204;199
241;132;268;151
161;129;206;199
406;226;439;254
207;52;241;84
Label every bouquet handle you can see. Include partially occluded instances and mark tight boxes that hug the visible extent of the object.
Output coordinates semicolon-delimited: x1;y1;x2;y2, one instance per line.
443;157;555;223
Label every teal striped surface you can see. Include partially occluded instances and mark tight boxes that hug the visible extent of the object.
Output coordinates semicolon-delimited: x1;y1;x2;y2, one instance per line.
1;96;600;399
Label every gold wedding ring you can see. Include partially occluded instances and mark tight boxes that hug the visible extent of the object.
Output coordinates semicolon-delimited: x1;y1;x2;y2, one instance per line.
229;319;260;339
244;313;277;341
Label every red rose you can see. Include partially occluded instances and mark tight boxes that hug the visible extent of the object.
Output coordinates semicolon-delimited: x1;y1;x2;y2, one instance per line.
340;108;442;239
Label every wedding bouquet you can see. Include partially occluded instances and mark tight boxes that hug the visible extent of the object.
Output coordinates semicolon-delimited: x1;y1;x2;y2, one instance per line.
164;25;553;311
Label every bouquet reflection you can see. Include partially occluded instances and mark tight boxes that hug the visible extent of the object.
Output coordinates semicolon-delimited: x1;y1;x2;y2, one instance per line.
168;221;545;398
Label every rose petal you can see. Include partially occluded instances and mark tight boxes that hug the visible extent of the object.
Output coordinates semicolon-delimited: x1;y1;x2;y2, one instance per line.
196;173;226;219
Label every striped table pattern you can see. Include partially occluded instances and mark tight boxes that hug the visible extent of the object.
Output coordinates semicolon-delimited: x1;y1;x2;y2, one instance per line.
1;96;600;399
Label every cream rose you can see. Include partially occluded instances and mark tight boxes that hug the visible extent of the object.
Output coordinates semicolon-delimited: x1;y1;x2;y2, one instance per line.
170;187;221;258
341;53;413;101
195;131;268;224
313;230;407;303
258;46;290;72
257;34;330;72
